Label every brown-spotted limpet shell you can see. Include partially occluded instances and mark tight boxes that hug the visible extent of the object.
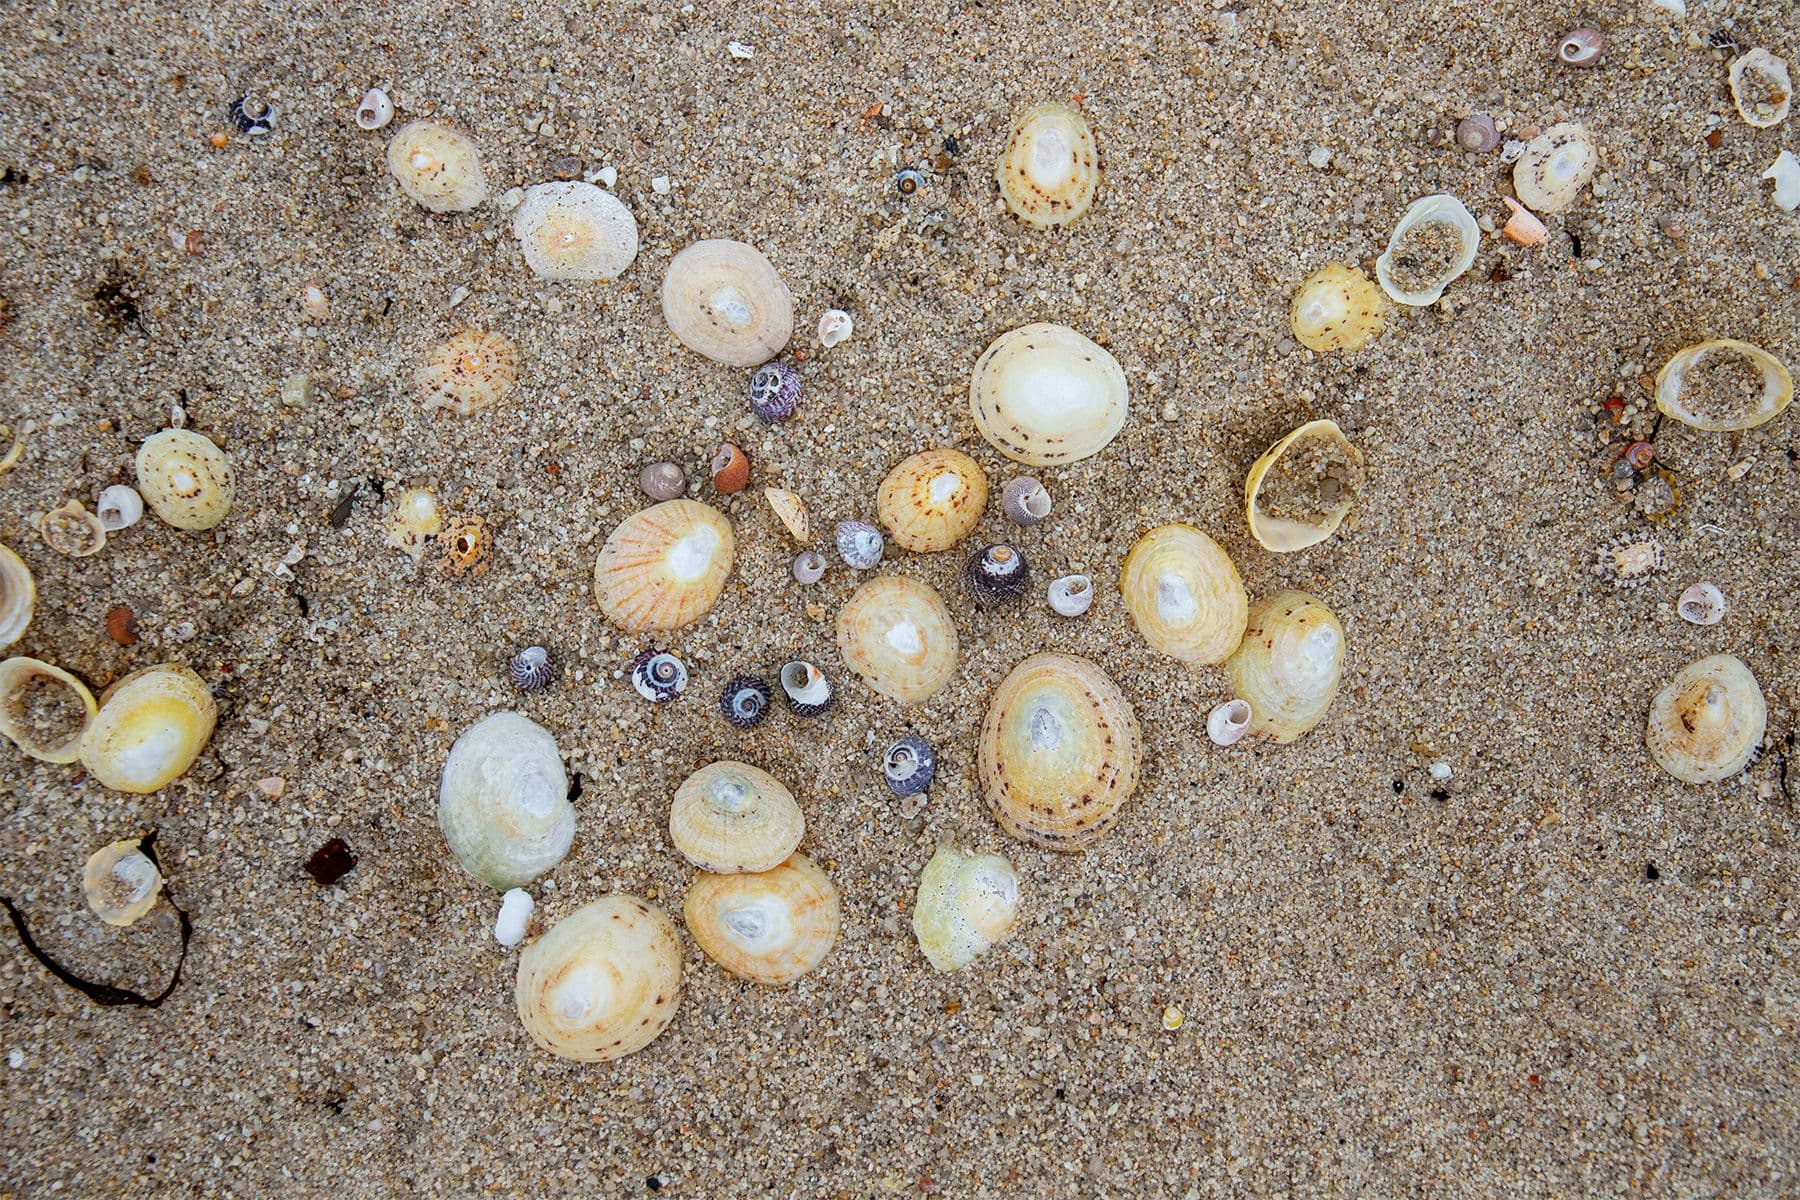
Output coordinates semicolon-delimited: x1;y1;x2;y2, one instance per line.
385;487;442;558
0;656;97;763
416;330;520;416
514;895;682;1062
1513;123;1598;215
386;121;488;213
135;430;235;531
1224;592;1346;744
669;761;804;874
79;664;217;794
594;499;734;633
1290;264;1387;353
0;544;33;650
684;853;840;986
660;239;794;367
1243;419;1365;553
835;574;958;704
969;323;1128;466
1645;653;1766;784
1118;525;1248;666
83;839;163;927
1654;339;1793;432
876;448;989;553
996;101;1099;228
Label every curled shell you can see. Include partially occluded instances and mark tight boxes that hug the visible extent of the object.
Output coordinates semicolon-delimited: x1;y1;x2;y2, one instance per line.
508;645;555;691
710;443;749;494
749;361;802;422
791;550;827;585
719;675;771;729
817;309;853;348
996;101;1099;228
355;88;393;131
1244;418;1365;553
1654;339;1793;432
515;895;682;1062
684;853;840;986
594;500;735;633
835;521;884;570
630;650;687;703
0;544;33;650
1678;582;1726;626
386;120;488;213
1501;196;1548;247
513;180;639;281
669;761;804;874
1730;49;1792;129
977;653;1141;852
416;330;520;416
1375;193;1480;306
37;500;105;557
1645;654;1766;784
883;734;936;797
779;660;834;717
1047;573;1093;617
876;448;989;553
970;323;1128;466
386;487;442;558
0;657;97;763
763;488;810;543
1224;592;1346;744
638;461;688;502
79;664;217;794
1118;525;1248;666
96;485;144;532
1207;698;1252;747
1557;27;1604;67
135;430;235;531
1514;123;1597;214
1001;477;1052;525
660;239;794;367
1290;263;1387;353
912;846;1021;972
438;712;573;890
962;543;1030;606
83;839;163;927
836;575;959;704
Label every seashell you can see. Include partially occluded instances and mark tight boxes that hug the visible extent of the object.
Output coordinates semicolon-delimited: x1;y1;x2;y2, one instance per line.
1678;582;1726;626
710;443;749;494
1513;123;1598;215
1623;440;1656;472
835;520;884;570
1557;27;1604;67
594;500;735;632
1455;112;1501;153
1206;698;1253;747
79;664;216;794
911;845;1021;971
0;544;33;650
763;488;810;542
1645;654;1766;784
995;101;1099;228
1729;49;1792;129
437;711;574;890
669;760;804;873
1224;592;1346;744
638;461;688;502
437;515;490;578
385;487;442;558
1763;150;1800;211
1001;477;1052;525
660;239;794;367
749;361;802;422
719;675;772;729
882;734;936;797
791;550;827;585
1289;263;1387;353
895;168;926;195
355;88;393;131
1653;339;1793;432
514;895;682;1062
95;485;143;532
977;653;1141;851
106;605;137;646
969;323;1128;466
836;575;959;704
494;888;534;947
876;448;989;553
1047;573;1093;617
962;543;1030;607
83;839;163;927
1593;535;1663;589
228;93;275;136
508;645;555;691
1118;525;1248;666
630;650;688;703
415;330;519;416
134;429;235;532
1636;466;1683;524
779;660;835;717
684;853;840;986
817;309;853;349
1375;193;1480;306
512;180;639;281
37;500;106;557
1243;418;1366;553
0;657;97;763
386;121;488;213
1501;196;1548;247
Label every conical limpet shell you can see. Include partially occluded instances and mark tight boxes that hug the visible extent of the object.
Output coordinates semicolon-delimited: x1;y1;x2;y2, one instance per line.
438;712;574;890
660;239;794;367
684;853;840;986
763;488;810;543
135;430;235;531
977;653;1142;852
1290;263;1387;353
37;500;105;557
1645;653;1766;784
0;544;33;650
1729;49;1791;129
875;448;989;553
0;657;97;763
1118;525;1248;666
836;574;958;704
386;120;488;213
1513;123;1597;215
513;181;639;281
969;323;1128;466
1243;419;1365;553
515;895;682;1062
911;845;1020;972
669;761;804;874
385;486;442;557
415;330;520;416
1375;194;1480;306
83;839;163;927
1654;339;1792;432
1224;591;1346;744
79;664;217;794
995;101;1099;228
593;499;735;633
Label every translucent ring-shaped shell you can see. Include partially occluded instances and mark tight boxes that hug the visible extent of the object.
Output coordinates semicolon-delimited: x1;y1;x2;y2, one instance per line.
0;657;97;763
84;839;163;927
438;711;574;890
684;853;841;986
1729;49;1792;130
1513;123;1597;215
876;448;989;553
996;102;1099;228
515;895;682;1062
416;330;520;416
79;664;217;794
911;845;1021;971
135;430;235;531
1243;419;1365;552
1290;263;1387;353
836;575;959;704
1375;193;1480;306
1118;525;1248;665
37;501;106;557
669;761;804;874
660;239;794;367
0;544;32;650
1645;654;1767;784
1654;339;1793;432
977;653;1142;851
513;181;639;281
969;323;1128;466
386;120;488;213
1224;591;1346;744
594;500;735;633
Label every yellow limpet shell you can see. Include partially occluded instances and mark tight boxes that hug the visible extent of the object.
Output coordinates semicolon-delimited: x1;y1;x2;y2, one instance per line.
1654;339;1793;432
683;853;841;986
1645;654;1767;785
83;839;163;927
660;239;794;367
385;120;488;213
1243;418;1365;553
763;488;810;543
416;330;520;416
135;430;235;531
1224;591;1346;744
385;487;442;558
996;101;1099;228
1118;525;1248;665
515;895;682;1062
911;845;1020;972
836;575;958;704
37;500;106;557
875;448;989;553
969;323;1128;467
1513;123;1597;215
977;652;1142;852
0;544;33;650
669;761;804;874
0;657;97;763
79;664;217;794
1290;264;1387;353
513;181;639;281
594;499;735;633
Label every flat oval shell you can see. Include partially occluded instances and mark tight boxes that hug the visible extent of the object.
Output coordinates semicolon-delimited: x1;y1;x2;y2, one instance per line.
684;853;840;986
1375;193;1480;306
438;711;574;890
669;761;804;874
1224;591;1346;744
660;239;794;367
594;499;735;633
0;544;33;650
1654;339;1793;432
78;664;217;794
386;121;488;213
513;181;639;281
996;101;1099;228
1513;123;1597;214
1291;263;1387;353
1645;654;1766;784
876;448;989;553
1118;525;1248;665
0;656;97;763
1243;419;1365;552
135;430;235;531
515;895;682;1062
969;323;1128;466
835;575;958;704
911;845;1020;971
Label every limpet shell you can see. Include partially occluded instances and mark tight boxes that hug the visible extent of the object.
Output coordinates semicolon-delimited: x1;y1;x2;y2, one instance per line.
0;657;97;763
660;239;794;367
135;430;235;531
513;181;639;281
386;120;488;213
969;323;1128;466
1118;525;1248;666
386;487;442;557
995;101;1099;228
83;839;163;927
37;500;105;558
836;575;958;704
438;711;574;890
977;653;1142;852
1224;591;1346;744
1513;123;1597;215
669;760;804;874
876;448;989;553
416;330;520;416
79;664;217;794
684;853;840;986
0;544;33;650
1645;653;1766;784
1729;49;1792;129
594;500;735;633
515;895;682;1062
763;488;810;542
438;515;490;578
1653;339;1793;432
1290;263;1387;353
1243;418;1365;553
1375;193;1480;306
911;845;1021;972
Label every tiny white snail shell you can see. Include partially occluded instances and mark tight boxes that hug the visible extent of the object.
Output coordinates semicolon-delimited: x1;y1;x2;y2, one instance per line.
437;712;574;890
355;88;394;131
1206;699;1253;747
1047;574;1093;617
817;308;853;349
95;484;144;532
1677;582;1726;626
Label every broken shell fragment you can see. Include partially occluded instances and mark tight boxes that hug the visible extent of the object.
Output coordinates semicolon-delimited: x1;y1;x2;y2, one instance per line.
96;485;144;532
876;448;989;553
37;500;106;557
1375;193;1480;306
1001;477;1052;525
1645;653;1766;784
660;239;794;367
438;711;574;890
1513;123;1598;214
386;120;488;213
669;760;804;874
1118;525;1248;666
512;180;639;281
79;664;217;794
0;545;33;650
1501;196;1548;247
836;575;959;704
710;443;749;494
0;657;97;763
1206;699;1252;747
354;88;393;131
1654;339;1793;432
1290;263;1387;353
1678;582;1726;626
1047;573;1093;617
1729;49;1792;129
996;101;1099;228
1764;150;1800;211
1224;592;1346;744
385;487;442;558
1594;535;1663;589
593;500;735;632
912;845;1021;971
1243;418;1366;553
763;488;810;542
684;853;840;986
135;430;235;531
83;840;163;927
416;330;520;416
970;323;1128;466
514;895;682;1061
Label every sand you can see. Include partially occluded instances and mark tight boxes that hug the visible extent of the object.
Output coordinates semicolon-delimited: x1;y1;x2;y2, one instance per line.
2;1;1798;1196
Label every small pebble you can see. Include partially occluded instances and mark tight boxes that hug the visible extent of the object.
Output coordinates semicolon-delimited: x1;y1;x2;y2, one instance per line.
494;888;535;947
1429;761;1453;782
651;175;672;195
1307;146;1331;169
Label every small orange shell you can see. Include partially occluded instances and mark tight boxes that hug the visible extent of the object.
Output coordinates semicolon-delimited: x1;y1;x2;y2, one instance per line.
711;443;749;494
438;515;491;578
876;448;989;553
416;330;520;416
1501;197;1547;247
684;853;841;986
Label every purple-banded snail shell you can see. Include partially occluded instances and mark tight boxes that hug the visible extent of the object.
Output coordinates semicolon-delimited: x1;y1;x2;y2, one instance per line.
792;550;828;585
963;544;1029;606
835;521;884;570
749;361;801;422
631;650;688;703
508;646;555;691
779;660;834;717
1001;477;1052;526
882;735;936;797
229;94;275;137
719;676;772;729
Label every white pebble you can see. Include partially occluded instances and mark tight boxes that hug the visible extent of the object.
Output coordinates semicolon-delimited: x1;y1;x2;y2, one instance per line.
447;285;470;308
651;175;672;195
7;1049;23;1069
1429;761;1453;782
1763;150;1800;212
498;186;525;211
494;888;534;947
728;41;755;59
1307;146;1332;170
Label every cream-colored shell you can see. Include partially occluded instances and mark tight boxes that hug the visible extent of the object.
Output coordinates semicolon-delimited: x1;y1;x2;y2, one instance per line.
386;120;488;212
135;430;235;531
969;323;1128;466
1654;339;1793;432
996;102;1099;228
669;761;804;874
1645;654;1766;784
684;853;840;986
79;664;217;794
1118;525;1248;665
37;501;106;557
438;711;574;890
763;488;810;543
1243;418;1364;552
515;895;682;1062
594;500;735;633
875;448;989;553
1224;591;1346;744
415;330;520;416
1290;263;1387;353
0;544;32;650
1513;123;1597;214
0;657;97;763
83;839;163;927
513;181;639;281
660;239;794;367
1375;193;1480;306
1729;49;1792;129
836;575;958;704
385;487;442;558
911;845;1020;972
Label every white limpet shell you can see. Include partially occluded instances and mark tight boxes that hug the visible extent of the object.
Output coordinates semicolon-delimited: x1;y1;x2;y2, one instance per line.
996;101;1100;228
1375;193;1480;306
1118;524;1249;666
836;575;958;704
135;429;235;531
0;544;33;650
95;485;144;532
385;487;442;558
1645;653;1766;784
1243;418;1366;553
670;761;804;874
79;664;217;794
1513;123;1598;215
1290;263;1387;353
1654;339;1793;432
911;845;1021;972
763;488;810;543
0;657;97;763
514;895;682;1062
83;839;163;927
1678;582;1726;626
969;323;1128;467
513;181;639;282
386;120;488;213
593;499;735;633
494;888;535;947
684;853;841;986
1206;698;1253;747
1047;573;1094;617
876;448;989;553
818;309;853;349
1729;49;1792;129
660;239;794;367
1224;591;1346;744
1764;150;1800;211
437;711;574;890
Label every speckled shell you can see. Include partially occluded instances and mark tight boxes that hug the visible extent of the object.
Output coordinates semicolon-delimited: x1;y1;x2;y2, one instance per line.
911;845;1021;971
386;120;488;212
1654;339;1793;432
1224;591;1346;744
83;839;163;927
415;330;520;416
0;657;96;763
37;501;105;557
1729;49;1792;129
515;895;682;1062
835;575;959;704
996;101;1099;228
969;323;1128;466
1513;123;1597;214
78;664;217;794
876;448;989;553
513;181;639;281
669;761;805;874
1290;263;1387;353
437;712;574;890
660;239;794;367
1118;525;1248;666
977;653;1141;852
0;544;33;650
1645;654;1767;784
1243;419;1364;552
684;853;840;986
135;430;235;531
594;500;735;633
385;487;442;558
1375;193;1480;306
